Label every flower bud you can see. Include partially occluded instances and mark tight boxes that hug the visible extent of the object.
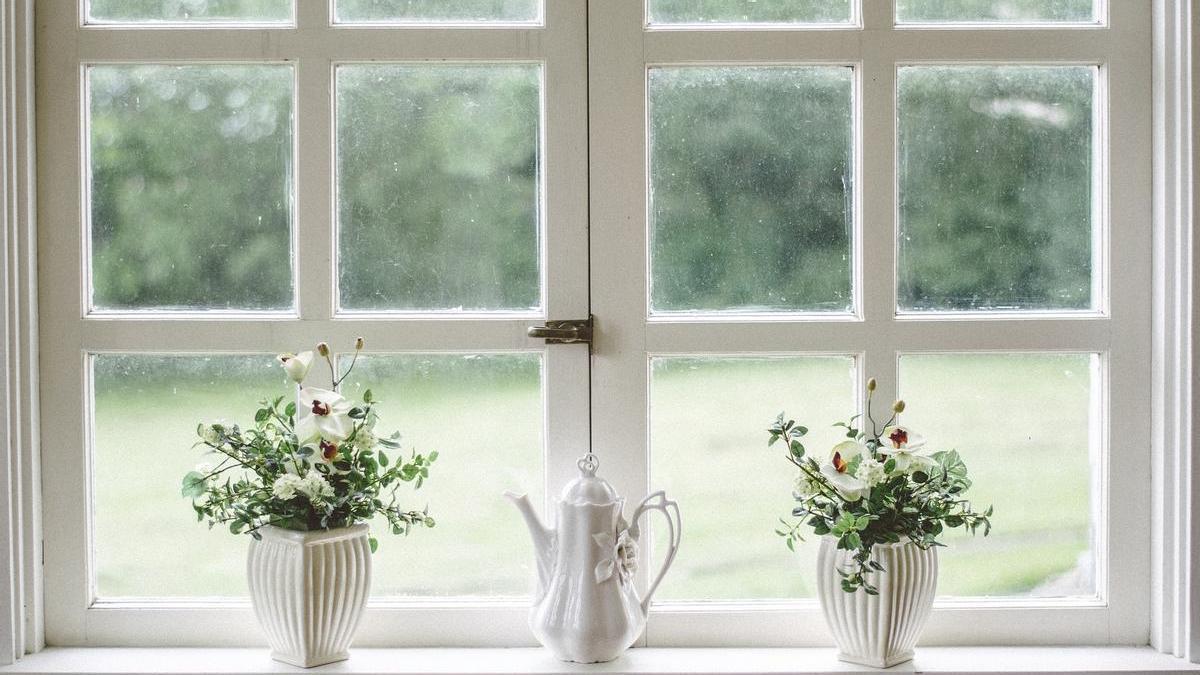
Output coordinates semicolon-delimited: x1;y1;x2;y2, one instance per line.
866;377;877;392
354;336;365;351
316;342;329;357
892;399;906;413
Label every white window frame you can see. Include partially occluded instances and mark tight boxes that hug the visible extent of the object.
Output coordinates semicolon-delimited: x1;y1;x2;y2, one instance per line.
33;0;591;648
588;0;1150;647
0;0;1196;662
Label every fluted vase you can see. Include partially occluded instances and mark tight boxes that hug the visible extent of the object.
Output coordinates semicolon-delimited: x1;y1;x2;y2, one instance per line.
816;537;937;668
247;524;372;668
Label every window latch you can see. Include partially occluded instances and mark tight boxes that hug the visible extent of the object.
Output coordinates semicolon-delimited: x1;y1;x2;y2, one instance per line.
527;315;593;346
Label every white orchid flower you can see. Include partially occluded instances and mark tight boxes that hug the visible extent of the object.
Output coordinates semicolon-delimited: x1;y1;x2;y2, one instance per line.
295;387;354;444
277;351;314;384
819;440;870;502
875;425;936;473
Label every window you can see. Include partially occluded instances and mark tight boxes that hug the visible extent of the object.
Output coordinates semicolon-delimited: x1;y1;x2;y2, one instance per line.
36;0;1151;648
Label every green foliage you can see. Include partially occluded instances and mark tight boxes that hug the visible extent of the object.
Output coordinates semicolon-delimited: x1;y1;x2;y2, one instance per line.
768;391;992;594
186;391;436;546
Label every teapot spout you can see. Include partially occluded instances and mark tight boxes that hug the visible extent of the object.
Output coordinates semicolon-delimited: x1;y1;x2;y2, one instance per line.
504;491;555;591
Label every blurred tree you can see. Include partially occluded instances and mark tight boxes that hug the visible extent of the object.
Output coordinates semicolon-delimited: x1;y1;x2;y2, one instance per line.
88;0;1096;314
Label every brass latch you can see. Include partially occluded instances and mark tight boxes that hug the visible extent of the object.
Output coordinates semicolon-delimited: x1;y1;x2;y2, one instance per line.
527;315;593;346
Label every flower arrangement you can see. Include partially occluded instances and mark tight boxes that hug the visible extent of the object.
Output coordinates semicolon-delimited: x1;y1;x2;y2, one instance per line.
768;378;992;594
183;338;436;552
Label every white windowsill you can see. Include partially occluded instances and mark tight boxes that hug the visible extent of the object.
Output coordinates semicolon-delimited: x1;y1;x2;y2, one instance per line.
0;647;1196;675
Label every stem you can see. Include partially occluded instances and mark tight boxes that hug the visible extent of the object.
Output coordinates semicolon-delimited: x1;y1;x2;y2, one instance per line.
333;349;361;390
787;454;844;504
323;352;338;391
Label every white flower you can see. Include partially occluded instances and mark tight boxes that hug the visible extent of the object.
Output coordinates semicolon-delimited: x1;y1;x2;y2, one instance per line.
272;474;301;500
875;426;936;473
277;351;314;384
854;457;886;487
820;462;869;501
818;440;871;501
354;429;378;450
298;469;335;503
197;423;221;445
295;387;355;444
793;471;822;499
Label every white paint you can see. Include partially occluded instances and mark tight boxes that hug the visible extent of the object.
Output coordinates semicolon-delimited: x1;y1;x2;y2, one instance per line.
0;646;1197;674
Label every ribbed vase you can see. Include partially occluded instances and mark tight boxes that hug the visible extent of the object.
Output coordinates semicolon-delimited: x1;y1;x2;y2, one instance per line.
247;524;371;668
816;537;937;668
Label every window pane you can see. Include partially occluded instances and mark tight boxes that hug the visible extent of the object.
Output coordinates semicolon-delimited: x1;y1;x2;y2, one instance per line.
93;354;283;598
649;67;854;314
92;352;543;599
340;353;543;596
897;66;1094;312
647;0;853;24
337;65;541;312
87;0;292;23
335;0;540;23
899;353;1098;598
88;65;294;311
649;356;856;599
896;0;1096;23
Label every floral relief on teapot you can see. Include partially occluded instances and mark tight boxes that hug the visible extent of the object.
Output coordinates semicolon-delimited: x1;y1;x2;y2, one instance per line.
505;453;681;663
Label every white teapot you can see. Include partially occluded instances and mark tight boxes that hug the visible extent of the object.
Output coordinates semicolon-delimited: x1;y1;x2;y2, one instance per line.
505;453;681;663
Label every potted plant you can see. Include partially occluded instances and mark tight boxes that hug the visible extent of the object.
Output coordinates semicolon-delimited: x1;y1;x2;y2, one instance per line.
768;378;992;668
183;338;437;667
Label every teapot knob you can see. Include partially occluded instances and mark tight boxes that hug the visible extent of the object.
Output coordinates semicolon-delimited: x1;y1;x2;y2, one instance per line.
577;452;599;476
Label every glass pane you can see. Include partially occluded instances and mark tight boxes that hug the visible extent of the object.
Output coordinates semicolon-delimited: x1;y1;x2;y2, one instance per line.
87;0;293;23
650;356;856;599
92;351;543;598
896;0;1096;23
335;0;540;23
337;65;541;312
340;353;543;596
897;66;1094;312
88;65;294;311
93;354;283;597
899;353;1098;598
649;67;854;314
647;0;852;24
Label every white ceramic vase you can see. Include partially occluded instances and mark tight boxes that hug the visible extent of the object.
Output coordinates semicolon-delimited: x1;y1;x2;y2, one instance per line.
816;537;937;669
247;524;371;668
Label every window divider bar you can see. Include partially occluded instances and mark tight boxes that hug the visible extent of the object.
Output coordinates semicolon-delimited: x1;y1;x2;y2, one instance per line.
296;56;333;321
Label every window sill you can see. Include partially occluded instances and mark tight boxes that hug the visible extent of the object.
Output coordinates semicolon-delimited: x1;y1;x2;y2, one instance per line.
0;647;1196;675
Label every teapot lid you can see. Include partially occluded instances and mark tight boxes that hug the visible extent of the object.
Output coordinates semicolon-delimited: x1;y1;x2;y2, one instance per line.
560;453;620;505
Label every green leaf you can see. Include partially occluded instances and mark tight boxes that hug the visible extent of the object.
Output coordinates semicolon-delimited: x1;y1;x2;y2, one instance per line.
284;402;296;418
785;537;795;552
254;408;269;423
428;450;439;462
181;471;207;498
369;536;379;553
363;389;374;404
378;451;389;467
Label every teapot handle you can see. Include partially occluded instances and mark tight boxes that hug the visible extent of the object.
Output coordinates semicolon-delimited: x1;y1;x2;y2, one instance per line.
629;490;681;614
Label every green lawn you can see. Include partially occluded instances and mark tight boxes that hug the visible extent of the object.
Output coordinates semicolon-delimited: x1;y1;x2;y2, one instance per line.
92;352;1096;600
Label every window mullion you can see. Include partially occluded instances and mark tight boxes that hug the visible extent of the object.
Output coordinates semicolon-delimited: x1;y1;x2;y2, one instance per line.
295;10;333;320
860;6;897;406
